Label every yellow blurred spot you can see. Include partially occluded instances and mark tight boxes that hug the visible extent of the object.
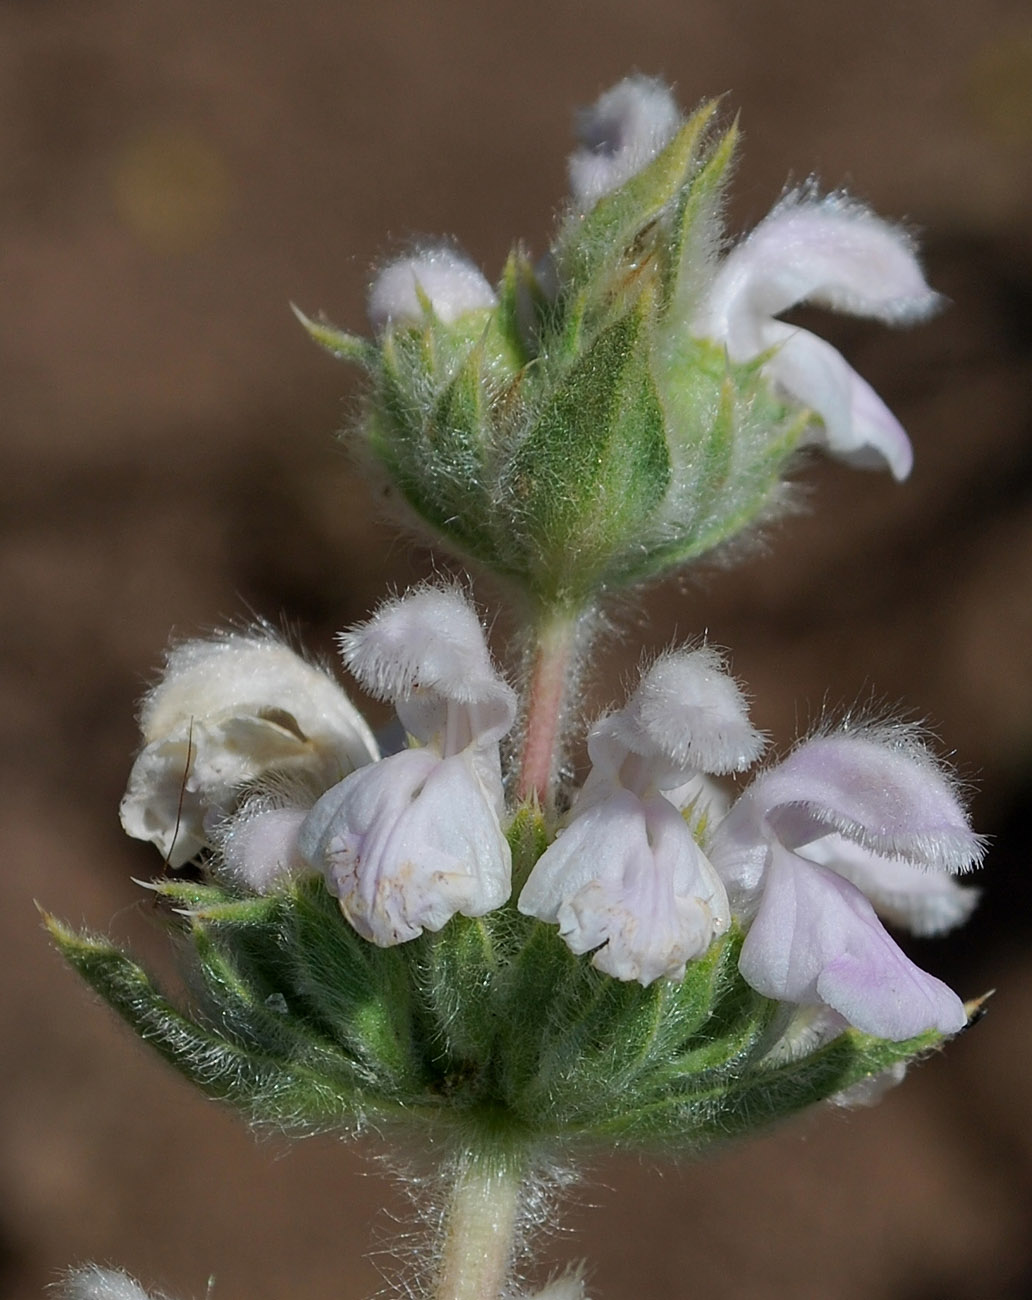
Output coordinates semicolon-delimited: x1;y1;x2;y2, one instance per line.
966;30;1032;145
112;127;233;253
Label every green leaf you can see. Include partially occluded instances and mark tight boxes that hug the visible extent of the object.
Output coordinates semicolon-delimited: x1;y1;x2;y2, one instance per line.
282;879;425;1093
415;916;499;1081
45;916;383;1132
291;303;376;368
663;120;739;310
502;300;670;603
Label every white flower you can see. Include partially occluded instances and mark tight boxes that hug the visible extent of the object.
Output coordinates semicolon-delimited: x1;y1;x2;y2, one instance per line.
120;633;379;868
298;587;516;945
568;76;682;208
707;729;984;1039
367;246;497;329
693;190;942;480
519;648;763;984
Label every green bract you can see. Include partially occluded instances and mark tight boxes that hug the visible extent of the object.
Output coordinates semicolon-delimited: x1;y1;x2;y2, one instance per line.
47;813;943;1152
299;105;804;610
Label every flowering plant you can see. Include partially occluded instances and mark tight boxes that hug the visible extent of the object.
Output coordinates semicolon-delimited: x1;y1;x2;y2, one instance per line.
50;77;985;1300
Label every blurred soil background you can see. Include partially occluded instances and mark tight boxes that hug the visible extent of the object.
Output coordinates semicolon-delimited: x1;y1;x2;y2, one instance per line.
3;2;1032;1298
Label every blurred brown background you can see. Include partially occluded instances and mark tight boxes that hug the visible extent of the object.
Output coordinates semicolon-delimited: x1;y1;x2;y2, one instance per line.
4;2;1032;1298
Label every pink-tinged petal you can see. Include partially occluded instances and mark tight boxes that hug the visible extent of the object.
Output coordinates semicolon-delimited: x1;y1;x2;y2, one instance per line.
704;805;772;908
340;586;516;749
567;76;682;208
367;247;496;329
222;806;308;893
761;321;914;480
739;848;966;1038
299;748;510;945
698;191;940;339
519;791;729;985
799;832;979;937
720;732;983;874
579;649;763;809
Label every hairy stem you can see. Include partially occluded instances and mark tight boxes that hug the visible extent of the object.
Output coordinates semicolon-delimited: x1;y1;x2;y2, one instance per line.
434;1143;525;1300
516;610;584;814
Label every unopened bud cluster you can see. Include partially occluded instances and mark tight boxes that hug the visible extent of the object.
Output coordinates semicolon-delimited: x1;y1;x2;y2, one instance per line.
298;77;936;608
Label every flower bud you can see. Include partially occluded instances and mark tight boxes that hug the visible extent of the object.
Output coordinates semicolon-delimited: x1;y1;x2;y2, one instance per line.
568;75;681;208
60;1269;166;1300
367;246;496;329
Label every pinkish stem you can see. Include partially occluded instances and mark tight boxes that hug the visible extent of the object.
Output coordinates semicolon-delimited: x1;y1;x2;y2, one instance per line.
517;612;581;813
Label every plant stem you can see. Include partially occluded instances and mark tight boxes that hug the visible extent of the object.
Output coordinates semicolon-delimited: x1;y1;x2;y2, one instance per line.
517;609;583;814
434;1143;525;1300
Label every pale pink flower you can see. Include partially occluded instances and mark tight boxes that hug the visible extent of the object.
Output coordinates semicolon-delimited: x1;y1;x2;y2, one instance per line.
708;730;983;1039
693;190;942;479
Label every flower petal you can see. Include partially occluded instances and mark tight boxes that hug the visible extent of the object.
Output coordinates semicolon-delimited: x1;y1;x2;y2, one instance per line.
606;647;764;778
761;320;914;480
698;190;940;340
715;730;983;877
567;76;682;208
340;586;516;749
519;791;729;985
299;748;510;945
221;805;308;893
739;847;967;1038
799;832;980;936
367;247;496;329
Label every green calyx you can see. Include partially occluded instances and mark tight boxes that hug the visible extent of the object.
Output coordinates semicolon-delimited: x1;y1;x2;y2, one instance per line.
299;103;804;612
47;814;945;1154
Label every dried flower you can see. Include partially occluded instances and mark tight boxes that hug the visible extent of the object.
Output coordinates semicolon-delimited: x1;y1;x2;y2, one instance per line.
120;633;377;867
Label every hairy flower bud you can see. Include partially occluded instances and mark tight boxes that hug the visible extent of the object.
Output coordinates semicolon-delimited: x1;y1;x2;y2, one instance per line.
568;75;682;208
368;246;497;330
